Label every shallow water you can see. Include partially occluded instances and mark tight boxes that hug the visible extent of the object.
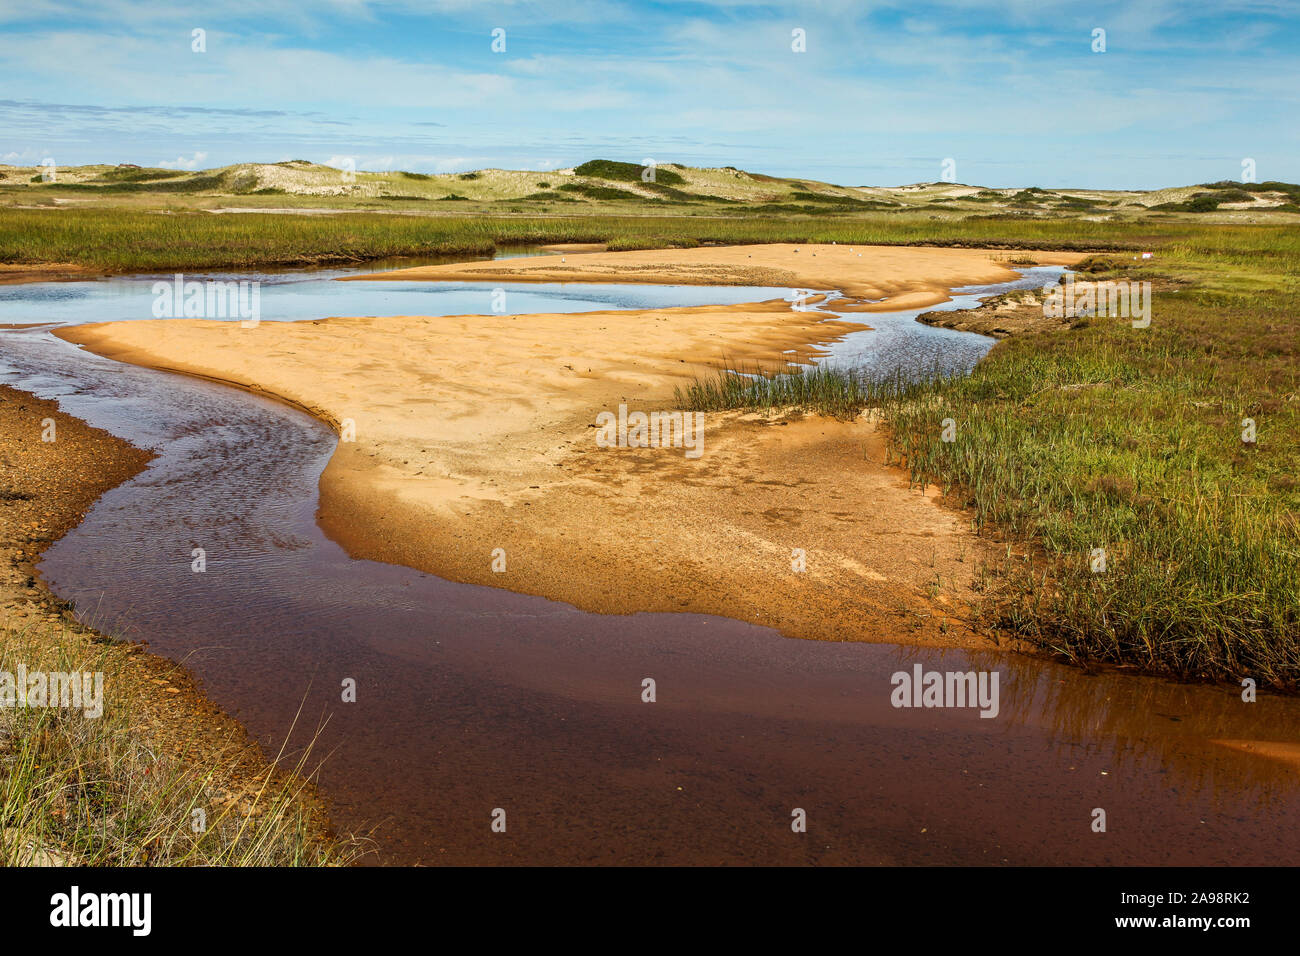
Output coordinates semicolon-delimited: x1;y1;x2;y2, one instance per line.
3;262;1299;864
0;270;799;327
816;265;1064;376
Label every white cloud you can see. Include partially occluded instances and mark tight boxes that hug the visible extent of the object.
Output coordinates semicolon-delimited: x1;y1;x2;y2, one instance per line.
158;150;208;169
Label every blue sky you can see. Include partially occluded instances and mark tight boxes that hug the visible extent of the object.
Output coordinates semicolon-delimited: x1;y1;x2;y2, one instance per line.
1;0;1296;188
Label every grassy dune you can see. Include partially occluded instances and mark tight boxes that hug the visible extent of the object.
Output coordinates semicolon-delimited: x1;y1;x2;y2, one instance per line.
6;159;1298;216
682;232;1300;686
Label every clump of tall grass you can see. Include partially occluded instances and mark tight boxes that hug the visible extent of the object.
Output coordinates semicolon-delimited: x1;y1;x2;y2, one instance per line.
675;362;921;420
605;235;701;251
0;621;363;865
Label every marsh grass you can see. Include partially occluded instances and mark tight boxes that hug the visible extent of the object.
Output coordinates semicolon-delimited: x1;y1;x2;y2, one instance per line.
881;330;1300;685
0;621;363;865
7;207;1294;273
675;362;919;420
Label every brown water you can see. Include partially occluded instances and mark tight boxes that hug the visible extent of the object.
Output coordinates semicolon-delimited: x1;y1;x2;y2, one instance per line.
4;310;1300;865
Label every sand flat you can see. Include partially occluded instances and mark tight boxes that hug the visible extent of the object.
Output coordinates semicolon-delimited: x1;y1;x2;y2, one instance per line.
58;244;1077;646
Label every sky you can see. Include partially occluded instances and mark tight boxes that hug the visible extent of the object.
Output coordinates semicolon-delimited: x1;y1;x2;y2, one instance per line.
1;0;1296;189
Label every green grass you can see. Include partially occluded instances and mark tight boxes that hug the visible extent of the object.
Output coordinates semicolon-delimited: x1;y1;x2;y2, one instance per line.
1203;180;1300;203
883;303;1299;686
522;191;580;202
788;190;892;207
606;234;701;251
678;237;1300;687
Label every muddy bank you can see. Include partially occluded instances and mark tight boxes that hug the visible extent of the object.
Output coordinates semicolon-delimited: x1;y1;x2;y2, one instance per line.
0;263;106;286
915;271;1179;338
916;285;1072;337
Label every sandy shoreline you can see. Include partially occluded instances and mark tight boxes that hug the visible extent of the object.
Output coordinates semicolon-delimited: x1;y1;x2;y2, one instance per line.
57;243;1085;648
0;386;153;635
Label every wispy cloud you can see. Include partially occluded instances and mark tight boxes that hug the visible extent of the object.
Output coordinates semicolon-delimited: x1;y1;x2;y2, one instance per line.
0;0;1295;187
